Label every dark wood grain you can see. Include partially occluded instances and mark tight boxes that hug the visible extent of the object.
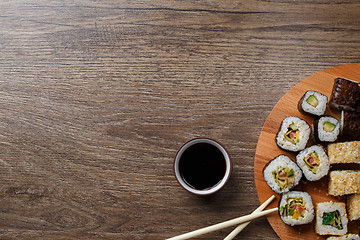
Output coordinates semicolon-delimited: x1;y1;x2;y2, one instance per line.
1;1;360;239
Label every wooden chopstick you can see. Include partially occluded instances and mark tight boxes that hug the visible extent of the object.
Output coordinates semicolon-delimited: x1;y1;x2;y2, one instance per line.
224;195;275;240
166;206;278;240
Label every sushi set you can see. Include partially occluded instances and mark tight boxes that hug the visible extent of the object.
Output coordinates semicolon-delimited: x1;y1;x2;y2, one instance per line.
254;64;360;240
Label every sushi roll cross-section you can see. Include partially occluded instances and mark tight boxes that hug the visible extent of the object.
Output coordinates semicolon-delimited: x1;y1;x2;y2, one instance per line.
276;116;311;152
315;202;348;236
263;155;302;194
298;90;328;117
296;145;330;181
313;116;341;143
279;191;314;226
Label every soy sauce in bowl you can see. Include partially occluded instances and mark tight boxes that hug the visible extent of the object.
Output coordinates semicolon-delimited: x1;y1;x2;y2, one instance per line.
179;142;226;190
174;138;231;195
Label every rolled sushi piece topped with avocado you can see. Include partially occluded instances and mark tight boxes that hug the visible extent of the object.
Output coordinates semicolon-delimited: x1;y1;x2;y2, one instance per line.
298;90;328;117
276;116;311;152
279;191;314;226
263;155;302;194
313;116;340;143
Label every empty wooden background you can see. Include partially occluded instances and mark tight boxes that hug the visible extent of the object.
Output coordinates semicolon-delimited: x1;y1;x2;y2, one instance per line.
0;1;360;239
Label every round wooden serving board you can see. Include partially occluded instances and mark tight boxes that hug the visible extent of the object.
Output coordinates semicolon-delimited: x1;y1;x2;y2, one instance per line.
254;64;360;240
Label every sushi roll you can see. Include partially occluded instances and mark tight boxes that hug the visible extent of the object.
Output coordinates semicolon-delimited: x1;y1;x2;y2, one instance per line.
279;191;314;226
315;202;348;236
263;155;302;194
298;90;328;117
347;194;360;221
313;116;340;143
296;145;330;181
328;170;360;196
329;77;360;112
327;234;360;240
327;141;360;164
341;111;360;140
276;116;311;152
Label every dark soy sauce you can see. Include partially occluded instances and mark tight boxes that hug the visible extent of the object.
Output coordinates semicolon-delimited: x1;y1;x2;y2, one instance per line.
179;143;226;190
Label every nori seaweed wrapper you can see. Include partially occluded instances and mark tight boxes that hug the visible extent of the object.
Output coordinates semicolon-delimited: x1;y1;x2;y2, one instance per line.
313;116;340;143
297;92;317;117
341;110;360;139
313;118;321;142
297;91;327;117
329;77;360;112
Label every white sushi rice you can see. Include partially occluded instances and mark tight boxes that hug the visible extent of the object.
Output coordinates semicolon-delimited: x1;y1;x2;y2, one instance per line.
300;90;328;116
263;155;302;194
279;191;314;226
276;116;311;152
317;116;340;142
315;202;348;236
296;145;330;181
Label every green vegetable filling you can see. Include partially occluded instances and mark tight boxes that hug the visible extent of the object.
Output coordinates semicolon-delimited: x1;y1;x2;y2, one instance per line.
272;167;295;191
284;123;300;144
322;210;343;230
287;169;294;177
303;152;320;174
323;121;336;132
281;197;305;219
306;95;319;107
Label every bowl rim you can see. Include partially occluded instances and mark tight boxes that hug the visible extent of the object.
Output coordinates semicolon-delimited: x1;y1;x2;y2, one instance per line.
173;137;232;196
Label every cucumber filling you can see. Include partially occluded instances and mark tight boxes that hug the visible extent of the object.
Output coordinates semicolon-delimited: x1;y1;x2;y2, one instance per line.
323;121;336;132
284;123;300;144
306;95;319;107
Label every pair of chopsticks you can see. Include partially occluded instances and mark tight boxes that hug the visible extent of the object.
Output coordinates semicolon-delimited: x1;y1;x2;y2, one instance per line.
167;195;276;240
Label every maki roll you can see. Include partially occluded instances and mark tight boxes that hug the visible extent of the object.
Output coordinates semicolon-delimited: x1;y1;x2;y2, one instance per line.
327;234;360;240
341;110;360;140
329;77;360;112
315;202;348;236
296;145;330;181
327;141;360;164
328;170;360;196
263;155;302;194
347;194;360;221
279;191;314;226
298;90;328;117
313;116;340;143
276;116;311;152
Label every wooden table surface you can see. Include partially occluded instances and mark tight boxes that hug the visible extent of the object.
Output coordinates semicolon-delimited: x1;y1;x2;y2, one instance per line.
1;1;360;239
